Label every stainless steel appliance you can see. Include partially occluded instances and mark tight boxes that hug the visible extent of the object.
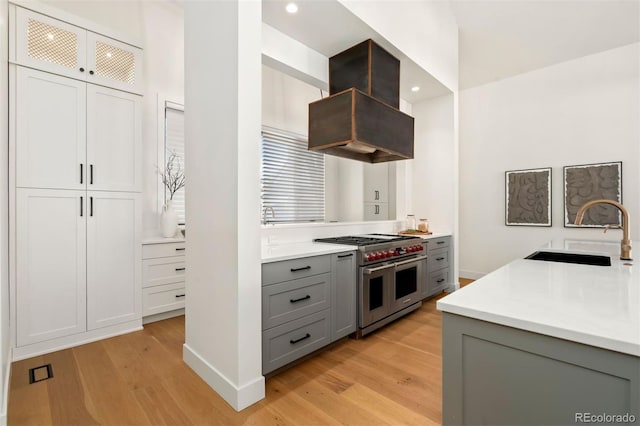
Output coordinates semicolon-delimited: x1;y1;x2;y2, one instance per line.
314;234;426;337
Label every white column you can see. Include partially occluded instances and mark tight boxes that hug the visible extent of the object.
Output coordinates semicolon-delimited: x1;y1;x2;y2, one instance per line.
183;0;264;411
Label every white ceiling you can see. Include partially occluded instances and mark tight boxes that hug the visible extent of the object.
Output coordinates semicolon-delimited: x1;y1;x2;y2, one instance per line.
262;0;640;98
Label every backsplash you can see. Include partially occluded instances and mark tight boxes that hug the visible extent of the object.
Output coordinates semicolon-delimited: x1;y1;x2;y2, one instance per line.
261;221;406;246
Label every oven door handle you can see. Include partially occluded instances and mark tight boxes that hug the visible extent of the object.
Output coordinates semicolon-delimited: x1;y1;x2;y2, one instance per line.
363;263;395;274
394;255;428;267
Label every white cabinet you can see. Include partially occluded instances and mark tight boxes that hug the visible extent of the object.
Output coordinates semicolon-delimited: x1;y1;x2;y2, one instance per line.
87;193;141;330
142;241;186;320
363;163;389;203
16;189;87;346
16;66;141;193
14;7;143;94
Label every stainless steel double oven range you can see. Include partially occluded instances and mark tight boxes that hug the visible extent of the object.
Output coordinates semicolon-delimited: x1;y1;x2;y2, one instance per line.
315;234;427;337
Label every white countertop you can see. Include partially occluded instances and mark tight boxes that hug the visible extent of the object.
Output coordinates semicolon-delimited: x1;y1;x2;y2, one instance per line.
262;242;359;263
437;239;639;356
142;236;185;244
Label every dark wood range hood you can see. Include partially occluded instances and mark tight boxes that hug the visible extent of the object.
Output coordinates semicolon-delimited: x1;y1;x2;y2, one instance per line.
308;39;414;163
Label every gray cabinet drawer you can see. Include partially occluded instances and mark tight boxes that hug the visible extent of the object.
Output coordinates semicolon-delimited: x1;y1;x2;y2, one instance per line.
262;309;331;374
428;247;450;271
262;255;330;286
428;268;450;296
142;257;186;288
428;237;450;250
142;242;186;259
262;273;330;330
142;282;185;316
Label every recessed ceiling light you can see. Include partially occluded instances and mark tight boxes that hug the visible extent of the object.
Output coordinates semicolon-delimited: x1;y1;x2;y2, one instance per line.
411;86;420;92
285;2;298;14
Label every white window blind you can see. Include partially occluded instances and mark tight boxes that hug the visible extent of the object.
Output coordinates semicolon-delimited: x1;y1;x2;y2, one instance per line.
261;127;325;223
165;103;185;224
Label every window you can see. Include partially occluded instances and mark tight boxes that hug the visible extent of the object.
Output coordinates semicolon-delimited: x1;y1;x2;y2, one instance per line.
261;127;324;223
164;101;185;224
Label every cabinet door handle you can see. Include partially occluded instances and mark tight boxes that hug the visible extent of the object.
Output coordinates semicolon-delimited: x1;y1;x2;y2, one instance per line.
80;196;83;216
175;248;186;251
437;241;445;245
290;333;311;344
375;190;379;200
79;67;85;72
290;295;311;303
175;294;185;298
80;163;83;184
290;266;311;272
89;70;95;75
175;267;186;271
437;278;445;283
338;253;353;258
90;196;93;217
436;257;445;261
89;165;94;184
375;205;379;214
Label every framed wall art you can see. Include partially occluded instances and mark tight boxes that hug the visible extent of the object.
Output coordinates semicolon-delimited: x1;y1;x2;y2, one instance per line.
505;167;552;226
564;161;622;227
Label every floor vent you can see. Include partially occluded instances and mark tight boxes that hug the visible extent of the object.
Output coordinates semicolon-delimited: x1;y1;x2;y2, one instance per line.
28;364;53;384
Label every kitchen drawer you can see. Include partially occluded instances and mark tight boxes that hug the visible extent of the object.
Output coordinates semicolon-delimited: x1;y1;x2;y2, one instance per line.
142;257;186;288
142;282;186;316
428;268;450;296
262;309;331;374
428;247;450;271
142;242;186;259
262;273;331;330
262;255;330;286
428;237;450;251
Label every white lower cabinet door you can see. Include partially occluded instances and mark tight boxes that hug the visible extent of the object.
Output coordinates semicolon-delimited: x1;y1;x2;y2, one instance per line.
86;192;141;330
16;188;87;346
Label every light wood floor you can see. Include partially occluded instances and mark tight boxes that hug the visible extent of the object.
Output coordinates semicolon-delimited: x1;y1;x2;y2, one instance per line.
9;279;475;425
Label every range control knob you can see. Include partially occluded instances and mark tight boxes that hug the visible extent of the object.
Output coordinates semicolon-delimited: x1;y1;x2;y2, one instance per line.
393;250;400;256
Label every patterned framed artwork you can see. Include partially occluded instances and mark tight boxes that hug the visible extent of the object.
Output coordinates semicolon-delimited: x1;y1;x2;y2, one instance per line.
505;167;552;226
564;161;622;227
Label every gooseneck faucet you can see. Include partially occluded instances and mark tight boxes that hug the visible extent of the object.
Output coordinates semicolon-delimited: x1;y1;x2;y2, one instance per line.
575;199;632;260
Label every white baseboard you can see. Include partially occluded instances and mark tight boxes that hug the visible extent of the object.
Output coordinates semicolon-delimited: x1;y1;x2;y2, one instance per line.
459;270;486;280
183;343;265;411
0;346;11;426
143;309;184;325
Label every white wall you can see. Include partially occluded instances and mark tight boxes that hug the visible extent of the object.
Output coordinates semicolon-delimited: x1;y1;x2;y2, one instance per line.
459;43;640;277
0;0;10;422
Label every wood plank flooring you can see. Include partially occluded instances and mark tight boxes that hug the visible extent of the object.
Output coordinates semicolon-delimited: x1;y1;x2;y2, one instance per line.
9;280;474;425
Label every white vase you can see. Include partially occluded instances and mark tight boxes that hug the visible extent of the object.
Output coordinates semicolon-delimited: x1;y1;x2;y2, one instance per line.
161;201;178;238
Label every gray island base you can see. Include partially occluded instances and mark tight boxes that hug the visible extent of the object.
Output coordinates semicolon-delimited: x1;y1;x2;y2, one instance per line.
442;312;639;425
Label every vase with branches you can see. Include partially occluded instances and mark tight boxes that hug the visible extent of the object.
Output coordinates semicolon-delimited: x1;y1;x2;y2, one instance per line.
159;151;185;237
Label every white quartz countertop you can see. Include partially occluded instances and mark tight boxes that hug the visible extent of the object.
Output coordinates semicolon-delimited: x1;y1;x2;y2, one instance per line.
262;242;359;263
143;236;185;244
437;239;640;356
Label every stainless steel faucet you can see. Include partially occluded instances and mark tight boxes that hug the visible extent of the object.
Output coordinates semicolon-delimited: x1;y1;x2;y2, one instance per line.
575;199;632;260
262;206;275;225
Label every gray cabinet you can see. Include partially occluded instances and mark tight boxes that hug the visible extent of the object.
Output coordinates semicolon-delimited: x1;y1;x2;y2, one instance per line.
423;236;452;298
331;252;357;340
262;250;356;374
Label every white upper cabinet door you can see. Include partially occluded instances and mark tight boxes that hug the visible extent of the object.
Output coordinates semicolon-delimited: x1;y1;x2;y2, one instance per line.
16;67;86;190
86;32;143;94
15;7;87;80
363;162;389;203
86;85;142;192
16;188;87;346
86;192;141;330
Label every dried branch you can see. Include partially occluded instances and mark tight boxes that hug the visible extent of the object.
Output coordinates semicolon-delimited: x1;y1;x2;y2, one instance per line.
159;151;185;200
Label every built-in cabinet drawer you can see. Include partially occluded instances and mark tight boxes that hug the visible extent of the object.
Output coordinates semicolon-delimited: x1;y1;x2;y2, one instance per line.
423;236;453;299
428;247;450;271
262;273;331;330
142;257;186;288
142;282;185;316
262;255;330;286
142;241;185;259
262;309;331;374
428;268;449;291
430;237;450;250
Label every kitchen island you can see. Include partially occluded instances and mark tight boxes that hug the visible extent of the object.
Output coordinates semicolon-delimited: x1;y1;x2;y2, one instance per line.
437;239;639;425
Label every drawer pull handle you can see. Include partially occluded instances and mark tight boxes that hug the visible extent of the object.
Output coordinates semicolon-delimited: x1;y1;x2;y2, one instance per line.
290;266;311;272
338;253;353;258
402;298;412;304
290;295;311;304
437;278;445;283
175;294;185;298
290;333;311;344
175;248;186;251
175;267;186;271
437;241;445;245
436;257;445;261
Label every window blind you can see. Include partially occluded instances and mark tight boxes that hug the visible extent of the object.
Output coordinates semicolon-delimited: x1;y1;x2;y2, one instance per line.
165;103;185;224
261;127;325;223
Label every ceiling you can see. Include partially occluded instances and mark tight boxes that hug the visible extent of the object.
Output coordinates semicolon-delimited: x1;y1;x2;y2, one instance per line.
262;0;640;98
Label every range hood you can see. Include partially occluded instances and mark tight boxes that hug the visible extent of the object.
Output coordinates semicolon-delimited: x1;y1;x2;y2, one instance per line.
308;39;414;163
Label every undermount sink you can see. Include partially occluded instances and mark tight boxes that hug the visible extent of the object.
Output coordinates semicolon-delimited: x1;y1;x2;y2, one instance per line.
525;251;611;266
